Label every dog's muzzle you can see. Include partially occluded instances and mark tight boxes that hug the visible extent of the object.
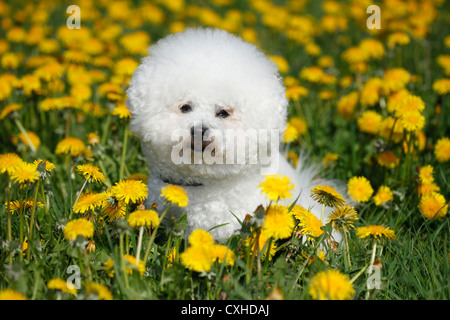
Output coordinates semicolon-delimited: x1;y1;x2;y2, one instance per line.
190;124;212;152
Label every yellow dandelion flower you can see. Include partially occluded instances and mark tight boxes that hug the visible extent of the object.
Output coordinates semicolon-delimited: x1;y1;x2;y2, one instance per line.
302;250;325;266
127;209;160;229
288;117;308;135
180;245;214;273
73;192;107;214
0;289;27;300
387;89;411;113
160;184;189;207
342;46;369;64
47;278;77;295
359;38;385;60
299;66;325;83
418;192;448;220
0;79;13;101
437;55;450;75
297;207;324;238
100;193;127;221
6;198;44;214
318;90;335;100
356;225;396;241
269;56;289;74
245;232;277;261
70;84;92;103
337;91;359;120
87;132;100;146
434;137;450;162
305;42;321;56
64;218;95;241
115;58;139;77
327;205;358;232
104;259;115;277
112;104;132;119
10;162;39;185
339;76;353;88
83;282;113;300
311;185;345;208
284;76;299;87
360;77;382;107
262;204;295;240
1;52;22;69
323;153;339;167
283;123;299;143
432;79;450;95
375;151;400;169
188;229;215;248
119;31;150;55
317;55;334;68
418;181;440;196
111;180;148;204
123;254;146;276
285;85;309;101
347;176;374;203
55;137;87;157
381;68;411;94
418;165;434;183
75;163;105;184
290;204;309;220
378;116;404;143
259;174;294;202
38;38;60;54
33;159;55;173
0;153;25;175
399;110;425;132
396;95;425;115
0;103;21;120
357;111;382;135
309;269;354;300
387;32;410;49
210;244;236;266
127;173;149;183
373;186;394;206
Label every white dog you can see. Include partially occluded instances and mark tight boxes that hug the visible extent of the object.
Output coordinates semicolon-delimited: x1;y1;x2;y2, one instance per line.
127;28;339;242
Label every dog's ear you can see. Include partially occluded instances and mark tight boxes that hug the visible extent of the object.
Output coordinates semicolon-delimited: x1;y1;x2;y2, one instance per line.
126;56;153;118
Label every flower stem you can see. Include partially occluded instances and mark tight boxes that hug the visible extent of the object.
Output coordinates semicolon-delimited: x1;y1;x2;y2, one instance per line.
143;204;171;265
6;177;12;264
119;124;129;181
119;233;129;289
344;230;352;268
14;118;36;154
365;241;377;300
27;180;40;259
74;179;88;205
135;226;144;265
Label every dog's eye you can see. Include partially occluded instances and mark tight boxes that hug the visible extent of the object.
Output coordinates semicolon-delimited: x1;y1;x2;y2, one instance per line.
180;104;192;113
216;109;230;119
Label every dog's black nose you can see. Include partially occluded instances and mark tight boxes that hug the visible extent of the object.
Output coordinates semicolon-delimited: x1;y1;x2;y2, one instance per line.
190;124;211;151
190;125;209;138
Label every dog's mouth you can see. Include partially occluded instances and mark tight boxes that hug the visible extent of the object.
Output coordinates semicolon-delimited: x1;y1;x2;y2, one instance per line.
190;139;214;153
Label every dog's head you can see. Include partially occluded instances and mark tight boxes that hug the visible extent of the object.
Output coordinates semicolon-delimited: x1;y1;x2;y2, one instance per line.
126;28;287;184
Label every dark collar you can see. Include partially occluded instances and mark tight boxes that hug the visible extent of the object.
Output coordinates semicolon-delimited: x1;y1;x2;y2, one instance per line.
161;176;203;187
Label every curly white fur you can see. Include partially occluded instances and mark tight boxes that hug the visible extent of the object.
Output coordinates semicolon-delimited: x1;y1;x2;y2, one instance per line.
127;28;341;243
